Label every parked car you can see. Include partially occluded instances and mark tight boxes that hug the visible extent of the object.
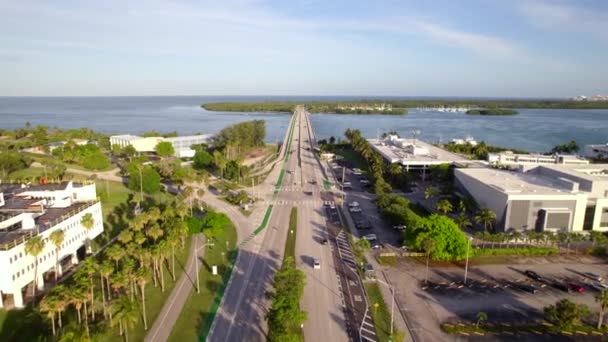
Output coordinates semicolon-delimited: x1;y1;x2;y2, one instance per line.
363;234;377;241
371;241;384;250
568;283;585;293
517;283;539;294
393;225;407;230
342;182;352;190
584;272;603;282
313;258;321;269
550;279;570;293
589;282;608;292
524;270;544;282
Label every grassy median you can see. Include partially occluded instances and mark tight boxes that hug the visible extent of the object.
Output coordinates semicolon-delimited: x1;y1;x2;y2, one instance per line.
284;207;298;261
168;220;237;342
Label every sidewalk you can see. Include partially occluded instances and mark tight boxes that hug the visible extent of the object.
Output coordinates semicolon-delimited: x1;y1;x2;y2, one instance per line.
145;233;205;342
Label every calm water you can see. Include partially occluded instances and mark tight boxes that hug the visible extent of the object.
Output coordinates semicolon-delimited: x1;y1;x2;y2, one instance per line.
1;96;607;152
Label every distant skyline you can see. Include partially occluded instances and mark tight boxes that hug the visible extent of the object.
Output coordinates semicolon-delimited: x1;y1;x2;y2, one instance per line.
1;0;607;97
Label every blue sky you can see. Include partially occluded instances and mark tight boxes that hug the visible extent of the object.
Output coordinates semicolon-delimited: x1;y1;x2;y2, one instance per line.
1;0;607;97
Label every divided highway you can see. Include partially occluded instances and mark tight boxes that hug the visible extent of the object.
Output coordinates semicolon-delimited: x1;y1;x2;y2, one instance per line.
209;106;370;342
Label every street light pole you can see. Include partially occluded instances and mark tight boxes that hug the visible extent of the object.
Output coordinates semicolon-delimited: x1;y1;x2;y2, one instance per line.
390;286;395;337
464;236;472;284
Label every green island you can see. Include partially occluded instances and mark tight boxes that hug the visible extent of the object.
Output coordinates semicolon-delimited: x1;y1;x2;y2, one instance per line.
466;108;519;115
202;101;407;114
202;98;608;114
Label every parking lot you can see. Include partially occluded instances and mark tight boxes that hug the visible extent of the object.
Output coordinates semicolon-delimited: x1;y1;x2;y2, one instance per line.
385;257;608;341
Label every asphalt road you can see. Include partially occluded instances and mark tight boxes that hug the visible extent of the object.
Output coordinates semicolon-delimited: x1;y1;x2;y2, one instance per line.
296;110;349;341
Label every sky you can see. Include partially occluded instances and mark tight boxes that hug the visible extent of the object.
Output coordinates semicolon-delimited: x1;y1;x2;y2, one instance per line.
0;0;607;97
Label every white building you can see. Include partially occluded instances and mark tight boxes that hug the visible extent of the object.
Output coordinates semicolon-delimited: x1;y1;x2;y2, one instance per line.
110;134;212;158
451;136;478;146
455;164;608;233
584;144;608;159
488;151;589;167
369;135;469;170
0;181;103;308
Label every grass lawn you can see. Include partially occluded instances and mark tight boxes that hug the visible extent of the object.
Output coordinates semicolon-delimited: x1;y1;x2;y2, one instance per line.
284;207;298;261
24;152;117;172
365;283;405;342
168;220;237;342
7;167;46;180
96;236;193;342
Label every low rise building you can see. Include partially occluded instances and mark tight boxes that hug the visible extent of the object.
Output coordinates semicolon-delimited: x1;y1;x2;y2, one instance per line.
455;164;608;233
109;134;212;158
369;135;469;172
488;151;589;166
0;181;103;308
584;144;608;159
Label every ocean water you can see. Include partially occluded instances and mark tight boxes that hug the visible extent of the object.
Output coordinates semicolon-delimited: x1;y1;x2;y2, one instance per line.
1;96;607;152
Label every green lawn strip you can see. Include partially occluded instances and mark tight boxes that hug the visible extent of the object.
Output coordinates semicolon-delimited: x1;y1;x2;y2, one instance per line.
253;204;274;236
365;283;404;342
24;152;116;172
440;321;608;337
168;222;237;342
7;167;46;180
284;208;298;261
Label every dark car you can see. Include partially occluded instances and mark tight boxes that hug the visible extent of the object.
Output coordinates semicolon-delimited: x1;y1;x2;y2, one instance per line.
550;280;570;293
517;283;539;294
524;270;544;282
568;283;585;293
321;238;329;245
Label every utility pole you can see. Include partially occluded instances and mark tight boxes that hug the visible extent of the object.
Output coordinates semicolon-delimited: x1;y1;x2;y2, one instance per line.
464;236;472;284
139;165;143;204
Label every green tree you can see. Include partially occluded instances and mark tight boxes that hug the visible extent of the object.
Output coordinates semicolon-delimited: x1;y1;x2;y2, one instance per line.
127;163;161;194
476;312;487;328
40;295;59;336
112;296;140;342
596;289;608;329
544;298;589;330
213;150;227;178
435;199;453;214
454;213;472;230
406;214;469;261
193;149;213;170
135;268;149;330
475;209;496;232
49;229;65;283
155;141;175;158
266;257;307;342
25;236;46;301
423;238;435;284
424;186;438;200
200;211;231;239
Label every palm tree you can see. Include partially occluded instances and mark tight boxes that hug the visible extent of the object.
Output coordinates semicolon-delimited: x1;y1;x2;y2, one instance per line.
81;213;95;252
454;213;472;230
25;236;46;301
135;268;149;330
458;200;467;214
424;186;438;200
51;285;68;330
98;261;112;319
213;150;227;178
596;289;608;329
49;229;65;283
118;230;133;245
78;258;98;321
40;295;59;336
68;287;86;325
106;244;125;269
474;231;487;248
435;199;453;214
167;229;181;281
112;296;140;342
475;209;496;232
423;238;435;284
476;311;487;328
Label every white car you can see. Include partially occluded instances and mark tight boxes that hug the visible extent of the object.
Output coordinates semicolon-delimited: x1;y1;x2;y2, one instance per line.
313;258;321;269
363;234;377;241
349;206;362;213
353;168;363;175
348;201;360;207
589;282;608;291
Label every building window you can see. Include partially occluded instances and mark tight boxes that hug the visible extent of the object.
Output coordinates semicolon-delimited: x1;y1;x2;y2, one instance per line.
9;257;12;264
12;275;15;281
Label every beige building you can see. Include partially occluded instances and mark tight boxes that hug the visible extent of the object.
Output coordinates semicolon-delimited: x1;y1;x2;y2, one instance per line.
110;134;212;158
455;164;608;233
487;151;589;167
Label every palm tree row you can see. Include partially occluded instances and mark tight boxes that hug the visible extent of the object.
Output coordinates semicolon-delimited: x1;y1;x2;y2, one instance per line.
39;200;190;341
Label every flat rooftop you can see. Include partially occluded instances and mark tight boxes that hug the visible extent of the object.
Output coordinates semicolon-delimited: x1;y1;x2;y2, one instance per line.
539;164;608;182
457;168;575;195
369;138;468;166
0;201;96;250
